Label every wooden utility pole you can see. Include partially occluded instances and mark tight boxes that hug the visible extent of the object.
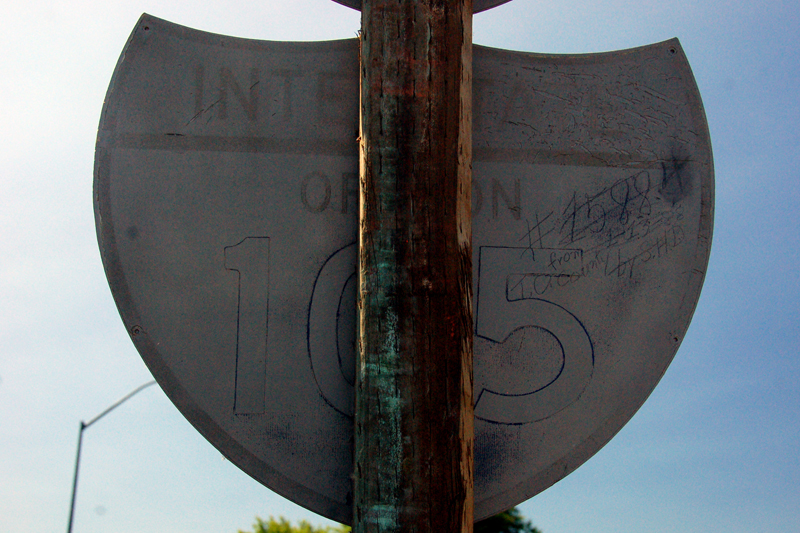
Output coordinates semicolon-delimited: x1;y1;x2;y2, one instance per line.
355;0;474;531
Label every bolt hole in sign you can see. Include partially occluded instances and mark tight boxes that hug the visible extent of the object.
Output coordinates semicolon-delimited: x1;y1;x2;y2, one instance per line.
94;9;712;524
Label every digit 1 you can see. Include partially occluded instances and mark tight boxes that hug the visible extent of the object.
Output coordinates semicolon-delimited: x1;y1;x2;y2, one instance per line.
560;191;578;245
224;237;270;414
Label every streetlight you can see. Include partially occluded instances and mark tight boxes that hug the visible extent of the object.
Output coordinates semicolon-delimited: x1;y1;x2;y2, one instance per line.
66;380;157;533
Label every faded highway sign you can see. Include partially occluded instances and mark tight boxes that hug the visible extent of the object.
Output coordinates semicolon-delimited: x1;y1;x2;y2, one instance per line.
95;14;713;522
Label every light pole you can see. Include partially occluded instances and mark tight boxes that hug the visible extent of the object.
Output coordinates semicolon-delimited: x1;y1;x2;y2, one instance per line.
66;380;157;533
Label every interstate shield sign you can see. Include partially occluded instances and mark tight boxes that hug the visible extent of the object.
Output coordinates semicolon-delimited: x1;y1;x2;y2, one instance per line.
95;14;713;522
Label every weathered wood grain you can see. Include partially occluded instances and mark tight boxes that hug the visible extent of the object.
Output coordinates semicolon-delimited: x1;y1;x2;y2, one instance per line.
355;0;475;531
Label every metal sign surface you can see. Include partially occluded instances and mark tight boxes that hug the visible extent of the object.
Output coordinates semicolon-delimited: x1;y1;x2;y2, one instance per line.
95;14;713;523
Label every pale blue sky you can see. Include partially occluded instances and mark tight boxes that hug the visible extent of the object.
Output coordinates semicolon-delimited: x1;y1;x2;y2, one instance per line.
1;1;798;532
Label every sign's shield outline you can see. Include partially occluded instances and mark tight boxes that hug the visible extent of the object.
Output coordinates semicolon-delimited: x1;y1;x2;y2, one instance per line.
94;14;714;523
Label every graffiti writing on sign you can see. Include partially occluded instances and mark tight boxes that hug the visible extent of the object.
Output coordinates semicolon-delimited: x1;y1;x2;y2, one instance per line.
516;168;688;282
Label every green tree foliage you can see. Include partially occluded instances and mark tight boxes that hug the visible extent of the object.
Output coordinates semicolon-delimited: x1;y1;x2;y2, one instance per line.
239;508;540;533
238;516;350;533
475;508;542;533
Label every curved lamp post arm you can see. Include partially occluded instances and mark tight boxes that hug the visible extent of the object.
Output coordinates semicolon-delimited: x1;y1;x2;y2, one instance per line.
66;380;157;533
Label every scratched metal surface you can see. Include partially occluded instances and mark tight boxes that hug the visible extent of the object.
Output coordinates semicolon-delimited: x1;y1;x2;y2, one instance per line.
330;0;513;14
94;14;713;523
